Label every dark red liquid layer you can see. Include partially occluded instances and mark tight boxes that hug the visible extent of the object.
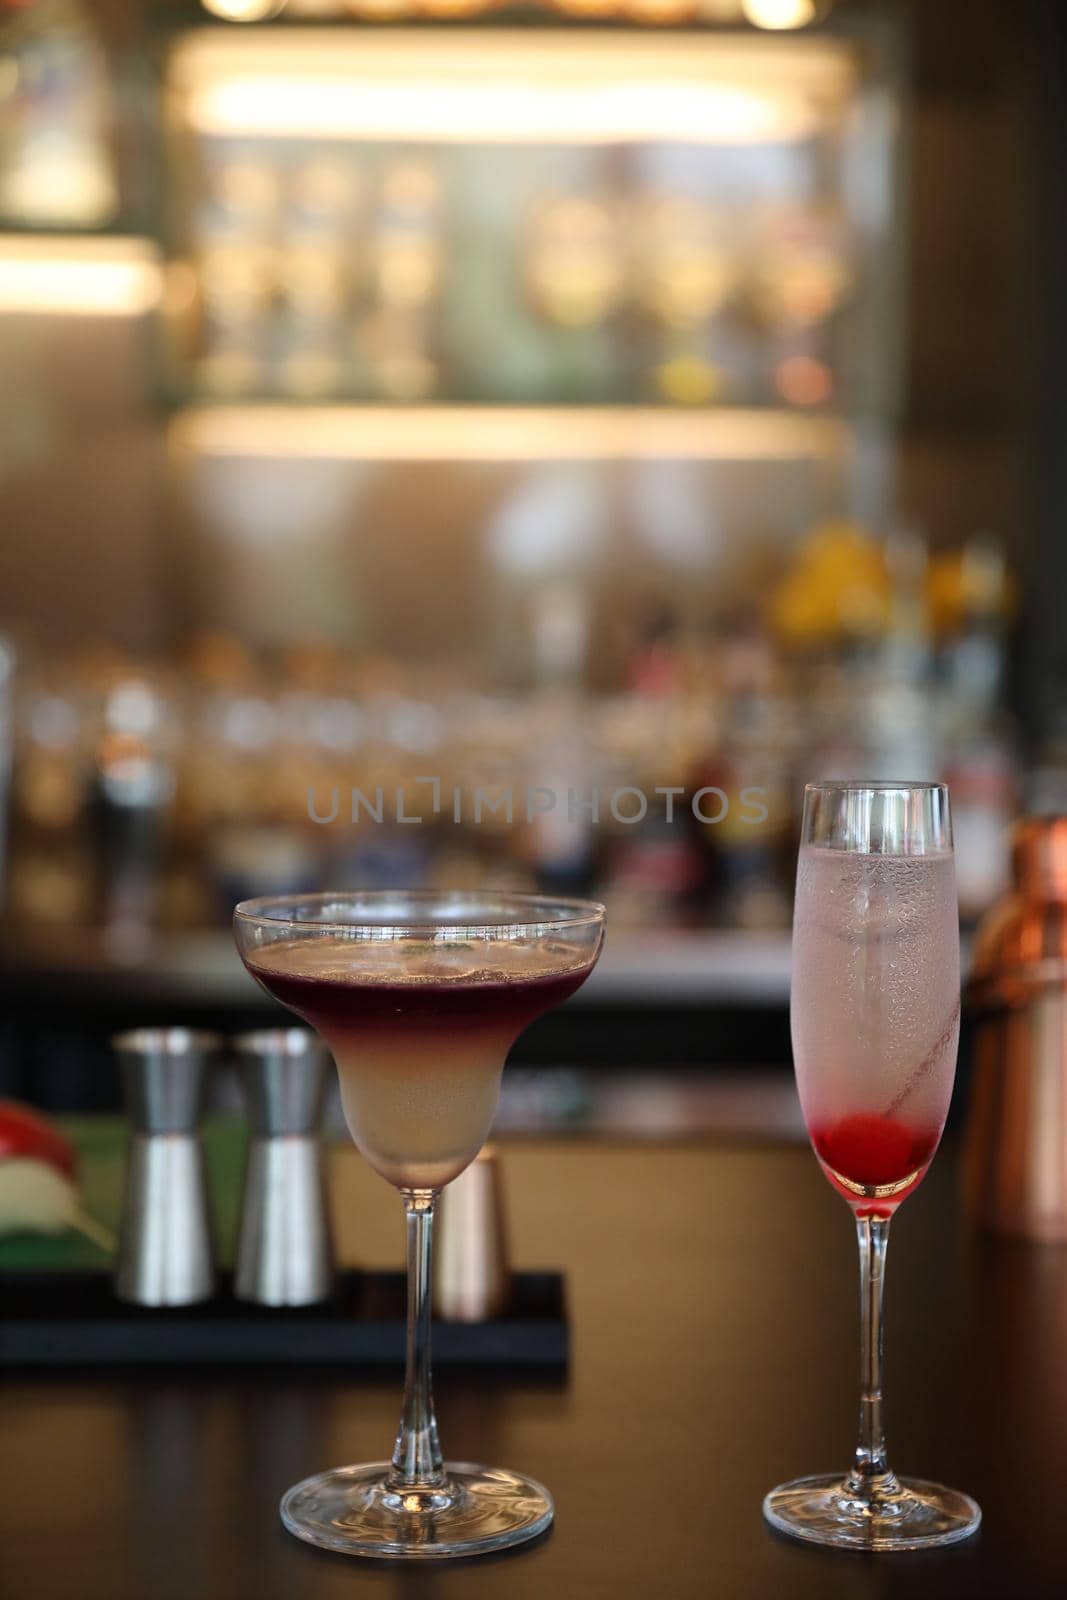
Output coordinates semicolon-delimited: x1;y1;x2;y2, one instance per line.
811;1112;943;1214
245;958;592;1041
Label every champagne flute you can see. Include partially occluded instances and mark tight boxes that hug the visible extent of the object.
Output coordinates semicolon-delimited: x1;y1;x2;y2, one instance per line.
234;889;604;1559
763;781;981;1550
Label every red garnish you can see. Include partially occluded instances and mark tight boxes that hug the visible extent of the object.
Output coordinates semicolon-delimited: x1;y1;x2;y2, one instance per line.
0;1101;77;1179
812;1112;941;1189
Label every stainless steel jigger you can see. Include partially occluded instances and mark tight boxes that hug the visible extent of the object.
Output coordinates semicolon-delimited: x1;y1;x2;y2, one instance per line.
233;1029;334;1306
113;1028;219;1306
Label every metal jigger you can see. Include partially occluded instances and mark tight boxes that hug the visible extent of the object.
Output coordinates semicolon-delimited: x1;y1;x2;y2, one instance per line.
234;1029;334;1306
113;1028;219;1306
434;1146;512;1322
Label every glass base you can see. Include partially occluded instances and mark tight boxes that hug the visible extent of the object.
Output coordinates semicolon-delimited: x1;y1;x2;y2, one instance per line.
280;1461;554;1559
763;1473;981;1552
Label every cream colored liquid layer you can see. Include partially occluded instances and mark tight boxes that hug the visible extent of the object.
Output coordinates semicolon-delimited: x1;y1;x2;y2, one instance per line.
332;1031;509;1190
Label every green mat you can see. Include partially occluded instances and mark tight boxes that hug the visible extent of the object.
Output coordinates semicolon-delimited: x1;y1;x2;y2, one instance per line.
0;1116;248;1272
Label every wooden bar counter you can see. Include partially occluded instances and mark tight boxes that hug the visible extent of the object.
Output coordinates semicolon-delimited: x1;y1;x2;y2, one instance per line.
3;1137;1064;1599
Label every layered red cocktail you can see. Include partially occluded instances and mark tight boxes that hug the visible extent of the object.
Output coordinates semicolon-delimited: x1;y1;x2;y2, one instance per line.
245;934;595;1189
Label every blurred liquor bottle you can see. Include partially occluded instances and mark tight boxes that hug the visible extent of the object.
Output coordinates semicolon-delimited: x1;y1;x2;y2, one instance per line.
365;158;445;401
693;615;792;930
603;609;710;929
519;585;600;897
863;526;938;779
0;0;117;228
8;652;98;929
936;535;1019;922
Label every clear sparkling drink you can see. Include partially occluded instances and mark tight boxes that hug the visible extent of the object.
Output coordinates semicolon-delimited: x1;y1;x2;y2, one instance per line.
791;845;960;1213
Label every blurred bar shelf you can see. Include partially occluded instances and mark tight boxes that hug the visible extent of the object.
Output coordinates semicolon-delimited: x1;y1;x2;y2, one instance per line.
0;925;975;1015
158;17;898;417
0;927;793;1009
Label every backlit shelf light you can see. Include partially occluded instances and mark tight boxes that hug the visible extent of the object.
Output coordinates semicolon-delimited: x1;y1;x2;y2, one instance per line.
0;237;162;316
172;29;856;146
170;405;847;462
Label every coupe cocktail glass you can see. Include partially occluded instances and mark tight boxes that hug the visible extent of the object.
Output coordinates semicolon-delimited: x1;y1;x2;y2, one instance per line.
234;890;605;1559
763;782;981;1551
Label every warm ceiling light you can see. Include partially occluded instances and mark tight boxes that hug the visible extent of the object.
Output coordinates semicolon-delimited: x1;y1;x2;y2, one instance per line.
201;0;285;19
0;238;162;315
742;0;820;28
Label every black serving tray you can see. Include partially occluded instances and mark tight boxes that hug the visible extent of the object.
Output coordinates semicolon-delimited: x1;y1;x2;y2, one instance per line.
0;1269;567;1370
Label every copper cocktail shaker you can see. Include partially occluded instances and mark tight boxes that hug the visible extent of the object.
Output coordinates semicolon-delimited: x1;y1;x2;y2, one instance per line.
963;816;1067;1240
434;1146;511;1322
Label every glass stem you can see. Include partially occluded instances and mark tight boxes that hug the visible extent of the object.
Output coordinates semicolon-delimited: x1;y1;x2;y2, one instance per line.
847;1212;898;1500
389;1189;445;1489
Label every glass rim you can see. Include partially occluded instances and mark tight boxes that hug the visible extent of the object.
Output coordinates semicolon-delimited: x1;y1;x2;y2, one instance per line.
804;779;948;794
233;888;607;938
